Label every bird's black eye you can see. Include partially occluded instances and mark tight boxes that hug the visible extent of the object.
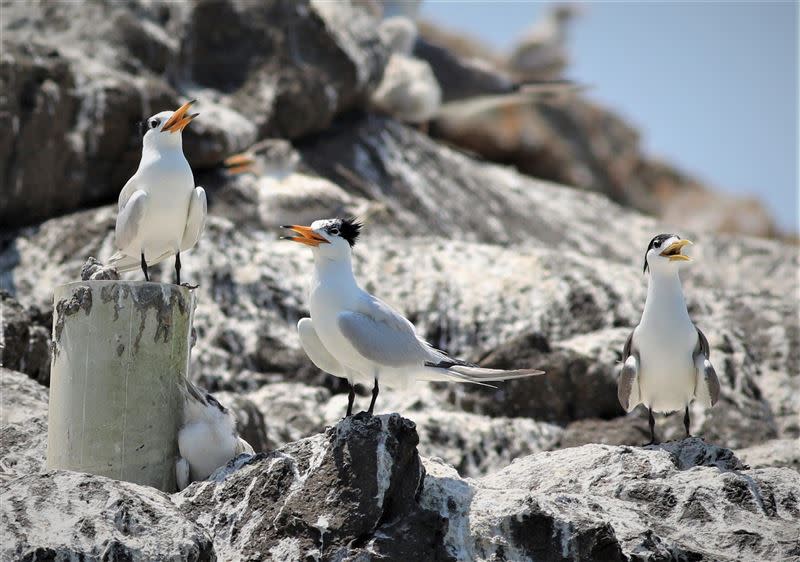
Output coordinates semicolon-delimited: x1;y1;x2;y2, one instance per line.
149;118;160;129
653;241;661;249
329;227;340;236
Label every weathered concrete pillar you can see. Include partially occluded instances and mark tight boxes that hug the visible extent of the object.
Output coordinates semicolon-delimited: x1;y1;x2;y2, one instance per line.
47;281;195;492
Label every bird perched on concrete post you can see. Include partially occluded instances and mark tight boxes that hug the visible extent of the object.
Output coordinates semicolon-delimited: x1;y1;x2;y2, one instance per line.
110;100;206;285
175;379;254;491
282;218;544;417
617;234;720;445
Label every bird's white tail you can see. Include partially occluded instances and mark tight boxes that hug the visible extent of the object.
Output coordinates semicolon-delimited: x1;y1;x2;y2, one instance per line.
419;364;544;386
108;250;174;273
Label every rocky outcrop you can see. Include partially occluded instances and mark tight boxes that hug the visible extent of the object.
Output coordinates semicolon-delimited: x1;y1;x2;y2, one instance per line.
1;471;216;561
3;403;798;561
422;437;800;561
0;368;49;484
0;292;51;385
1;0;387;229
2;117;797;456
175;413;448;561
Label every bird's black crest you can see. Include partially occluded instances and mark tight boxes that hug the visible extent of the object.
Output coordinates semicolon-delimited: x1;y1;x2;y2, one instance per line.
643;233;679;274
327;217;363;247
205;393;228;414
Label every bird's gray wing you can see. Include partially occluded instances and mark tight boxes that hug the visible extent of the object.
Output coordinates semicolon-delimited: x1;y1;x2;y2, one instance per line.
180;186;207;251
337;296;428;368
693;327;720;407
118;174;138;211
115;189;148;251
617;329;641;412
297;317;346;377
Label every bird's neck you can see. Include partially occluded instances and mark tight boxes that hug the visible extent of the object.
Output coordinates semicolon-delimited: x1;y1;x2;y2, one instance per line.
142;138;184;161
312;254;358;289
642;269;689;323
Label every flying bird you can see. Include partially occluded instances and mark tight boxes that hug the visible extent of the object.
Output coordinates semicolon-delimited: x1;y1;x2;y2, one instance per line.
618;234;720;445
283;218;544;417
109;100;206;285
175;379;254;491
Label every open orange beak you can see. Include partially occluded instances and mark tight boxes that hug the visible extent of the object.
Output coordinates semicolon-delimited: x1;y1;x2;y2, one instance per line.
161;99;199;133
281;225;330;247
223;152;255;175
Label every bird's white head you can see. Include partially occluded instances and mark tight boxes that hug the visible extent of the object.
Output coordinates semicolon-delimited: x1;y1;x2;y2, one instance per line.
281;218;363;262
643;233;693;276
141;99;198;151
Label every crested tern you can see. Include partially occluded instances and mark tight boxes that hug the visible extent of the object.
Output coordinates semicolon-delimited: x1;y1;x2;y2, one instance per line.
110;100;206;285
618;234;720;445
175;379;254;491
283;218;544;417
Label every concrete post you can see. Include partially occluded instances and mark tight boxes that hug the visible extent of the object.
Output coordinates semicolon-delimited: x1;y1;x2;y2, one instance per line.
47;281;195;492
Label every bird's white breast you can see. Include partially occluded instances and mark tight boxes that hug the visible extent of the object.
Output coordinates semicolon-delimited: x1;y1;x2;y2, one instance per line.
635;277;698;413
178;421;238;481
136;151;194;258
309;274;374;380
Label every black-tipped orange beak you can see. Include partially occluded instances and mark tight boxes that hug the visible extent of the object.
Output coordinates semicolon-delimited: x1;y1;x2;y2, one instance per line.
281;225;329;247
162;99;199;133
223;152;255;175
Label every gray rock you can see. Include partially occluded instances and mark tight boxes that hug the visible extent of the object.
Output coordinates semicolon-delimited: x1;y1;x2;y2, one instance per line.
0;471;215;561
422;439;800;561
80;257;120;281
175;413;449;561
0;296;51;386
176;0;387;139
0;367;48;424
0;368;49;483
739;439;800;473
0;417;47;484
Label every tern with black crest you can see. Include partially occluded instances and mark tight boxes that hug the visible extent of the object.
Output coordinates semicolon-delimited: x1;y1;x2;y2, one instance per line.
110;99;206;285
618;234;720;445
283;218;544;417
175;379;254;491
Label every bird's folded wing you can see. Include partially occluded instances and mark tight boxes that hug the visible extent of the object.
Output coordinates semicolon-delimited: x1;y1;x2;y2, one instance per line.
180;186;207;251
115;190;148;251
117;175;138;211
337;298;427;367
235;437;255;456
693;327;720;407
297;318;345;376
175;457;190;491
617;329;641;412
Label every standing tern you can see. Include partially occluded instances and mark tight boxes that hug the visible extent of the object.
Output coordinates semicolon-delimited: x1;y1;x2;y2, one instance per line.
109;100;206;285
175;379;254;491
283;218;544;417
618;234;720;445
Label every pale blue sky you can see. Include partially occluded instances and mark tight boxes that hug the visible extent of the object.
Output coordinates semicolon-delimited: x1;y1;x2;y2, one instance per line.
420;1;799;232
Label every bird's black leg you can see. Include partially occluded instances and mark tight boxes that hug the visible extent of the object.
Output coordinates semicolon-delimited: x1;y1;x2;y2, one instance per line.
367;378;379;415
346;383;355;418
141;252;150;282
646;408;657;445
683;406;691;438
175;252;181;285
